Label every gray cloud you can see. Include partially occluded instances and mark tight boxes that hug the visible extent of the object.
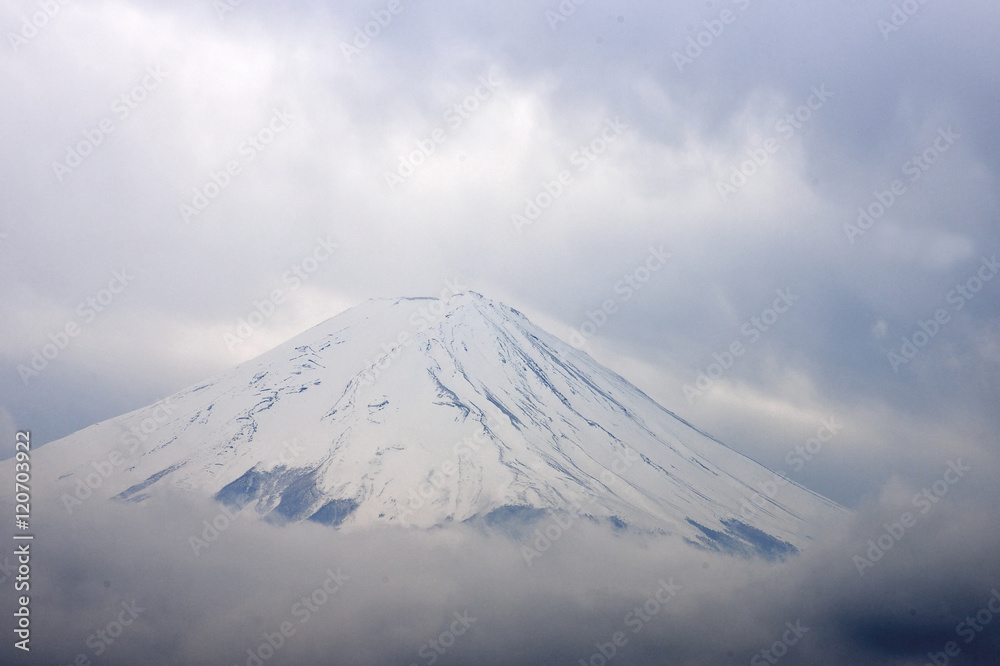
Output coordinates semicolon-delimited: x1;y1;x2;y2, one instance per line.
0;0;994;499
1;465;999;664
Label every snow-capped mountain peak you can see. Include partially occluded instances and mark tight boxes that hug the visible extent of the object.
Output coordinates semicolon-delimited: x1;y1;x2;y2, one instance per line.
37;293;847;559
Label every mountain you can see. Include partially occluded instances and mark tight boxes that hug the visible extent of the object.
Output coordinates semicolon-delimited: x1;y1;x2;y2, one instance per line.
32;292;847;559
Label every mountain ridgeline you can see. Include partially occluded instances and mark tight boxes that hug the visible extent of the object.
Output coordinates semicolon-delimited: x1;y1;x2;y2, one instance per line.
32;292;848;560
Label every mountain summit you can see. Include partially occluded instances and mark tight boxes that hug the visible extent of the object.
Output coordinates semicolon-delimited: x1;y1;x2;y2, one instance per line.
38;292;847;558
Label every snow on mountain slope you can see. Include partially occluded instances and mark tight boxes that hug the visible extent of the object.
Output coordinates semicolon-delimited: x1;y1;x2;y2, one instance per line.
29;292;848;558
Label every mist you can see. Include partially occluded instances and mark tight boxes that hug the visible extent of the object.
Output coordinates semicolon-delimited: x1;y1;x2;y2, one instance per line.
1;460;998;665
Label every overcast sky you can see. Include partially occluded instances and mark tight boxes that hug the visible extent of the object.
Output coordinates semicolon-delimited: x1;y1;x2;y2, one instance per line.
2;0;998;515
